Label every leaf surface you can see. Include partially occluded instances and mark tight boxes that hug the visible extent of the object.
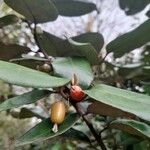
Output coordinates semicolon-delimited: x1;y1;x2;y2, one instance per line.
4;0;58;23
0;43;30;61
110;119;150;139
0;14;19;28
0;61;69;88
16;113;79;146
107;19;150;57
85;84;150;122
0;90;49;111
52;57;93;89
52;0;96;16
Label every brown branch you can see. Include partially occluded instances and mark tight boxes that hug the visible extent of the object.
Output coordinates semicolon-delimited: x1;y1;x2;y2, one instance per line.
99;52;109;65
99;124;110;135
72;102;107;150
23;18;51;62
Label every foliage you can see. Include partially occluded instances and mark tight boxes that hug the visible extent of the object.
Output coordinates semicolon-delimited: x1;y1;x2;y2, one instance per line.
0;0;150;150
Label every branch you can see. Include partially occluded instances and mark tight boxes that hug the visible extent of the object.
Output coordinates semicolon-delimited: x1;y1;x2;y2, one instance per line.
99;52;109;65
72;102;107;150
23;19;51;61
33;23;50;60
99;122;112;135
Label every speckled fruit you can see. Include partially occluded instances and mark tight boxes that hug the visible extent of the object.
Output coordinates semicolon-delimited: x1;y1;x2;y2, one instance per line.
50;101;66;124
70;85;85;102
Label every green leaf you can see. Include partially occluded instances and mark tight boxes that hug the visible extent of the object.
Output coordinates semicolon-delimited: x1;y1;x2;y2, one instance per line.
37;32;103;61
4;0;58;23
107;19;150;57
72;32;104;53
110;119;150;139
62;128;90;143
0;14;19;28
0;90;49;111
51;0;97;17
67;38;99;65
119;0;149;15
15;113;79;146
0;42;30;61
36;31;64;57
52;57;93;89
0;61;69;88
85;84;150;122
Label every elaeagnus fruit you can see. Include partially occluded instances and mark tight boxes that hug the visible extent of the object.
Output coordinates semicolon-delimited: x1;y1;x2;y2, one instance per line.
50;101;66;133
70;85;85;102
38;63;51;73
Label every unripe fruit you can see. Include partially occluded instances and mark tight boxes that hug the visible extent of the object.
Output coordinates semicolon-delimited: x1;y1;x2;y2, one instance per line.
70;85;85;102
41;63;51;73
50;101;66;132
37;63;51;73
50;101;66;124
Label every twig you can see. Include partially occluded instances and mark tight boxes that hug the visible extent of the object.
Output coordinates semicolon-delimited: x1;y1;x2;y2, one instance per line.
72;102;107;150
99;52;109;65
99;120;114;136
99;125;109;135
23;19;51;61
60;87;69;100
33;23;50;60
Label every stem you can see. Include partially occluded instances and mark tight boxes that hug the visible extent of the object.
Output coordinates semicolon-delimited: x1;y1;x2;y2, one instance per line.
99;125;109;135
72;102;107;150
33;23;50;60
52;123;58;133
99;120;113;136
24;19;51;62
99;52;109;65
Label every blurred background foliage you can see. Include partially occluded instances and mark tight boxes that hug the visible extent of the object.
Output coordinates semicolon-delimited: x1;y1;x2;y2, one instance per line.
0;0;150;149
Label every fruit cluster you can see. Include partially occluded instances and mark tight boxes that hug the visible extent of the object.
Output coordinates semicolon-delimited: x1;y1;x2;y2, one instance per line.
50;74;85;132
50;79;85;133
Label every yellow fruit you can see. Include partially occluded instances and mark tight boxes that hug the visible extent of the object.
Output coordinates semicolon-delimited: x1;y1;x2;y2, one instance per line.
50;101;66;124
